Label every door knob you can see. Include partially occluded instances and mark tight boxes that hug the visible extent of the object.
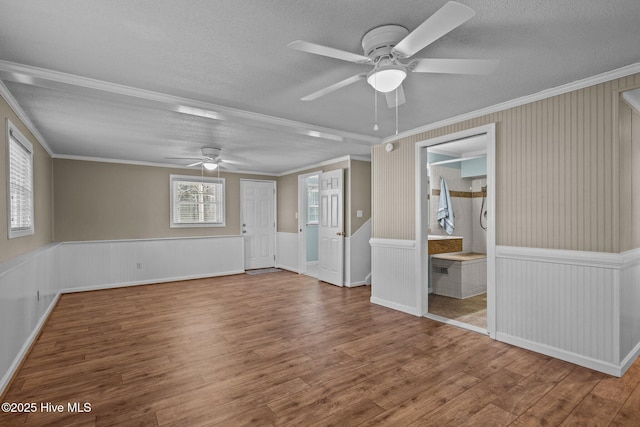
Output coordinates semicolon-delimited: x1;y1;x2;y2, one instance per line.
336;231;345;236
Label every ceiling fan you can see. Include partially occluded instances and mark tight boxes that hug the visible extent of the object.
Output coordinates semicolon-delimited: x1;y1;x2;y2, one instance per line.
167;147;238;171
288;1;498;108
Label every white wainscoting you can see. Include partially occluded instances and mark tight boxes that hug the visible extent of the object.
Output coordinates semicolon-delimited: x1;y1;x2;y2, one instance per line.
621;248;640;373
0;236;244;395
495;245;638;377
0;244;60;395
56;236;244;292
369;238;419;316
345;219;371;287
276;232;299;273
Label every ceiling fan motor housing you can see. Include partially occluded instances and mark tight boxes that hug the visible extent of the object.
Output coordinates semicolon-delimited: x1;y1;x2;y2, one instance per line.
201;147;221;159
361;25;409;60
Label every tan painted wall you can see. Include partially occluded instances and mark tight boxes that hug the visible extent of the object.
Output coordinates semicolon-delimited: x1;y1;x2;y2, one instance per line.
349;160;371;235
619;95;640;251
0;95;53;263
53;159;275;241
373;73;640;253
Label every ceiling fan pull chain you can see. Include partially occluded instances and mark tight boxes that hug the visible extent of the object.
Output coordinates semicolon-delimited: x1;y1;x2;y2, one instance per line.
373;73;379;131
395;87;399;136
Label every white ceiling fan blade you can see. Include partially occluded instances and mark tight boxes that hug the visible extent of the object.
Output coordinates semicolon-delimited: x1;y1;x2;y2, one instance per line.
218;161;238;170
288;40;371;64
393;2;475;58
385;85;406;109
411;58;499;75
186;161;203;167
301;73;367;101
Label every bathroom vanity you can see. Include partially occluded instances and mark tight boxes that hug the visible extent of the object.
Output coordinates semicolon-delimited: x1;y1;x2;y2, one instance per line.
427;235;462;255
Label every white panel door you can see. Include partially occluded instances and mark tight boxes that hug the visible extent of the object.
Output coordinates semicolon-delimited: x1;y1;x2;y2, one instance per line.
318;169;344;286
241;180;275;270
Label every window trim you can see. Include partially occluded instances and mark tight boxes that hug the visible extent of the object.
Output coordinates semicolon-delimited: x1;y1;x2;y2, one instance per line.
6;120;34;239
169;174;226;228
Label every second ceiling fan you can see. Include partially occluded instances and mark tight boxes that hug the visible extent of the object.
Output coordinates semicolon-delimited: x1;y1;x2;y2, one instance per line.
288;1;498;108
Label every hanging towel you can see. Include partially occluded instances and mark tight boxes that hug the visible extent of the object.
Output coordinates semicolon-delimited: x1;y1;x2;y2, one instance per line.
437;177;455;235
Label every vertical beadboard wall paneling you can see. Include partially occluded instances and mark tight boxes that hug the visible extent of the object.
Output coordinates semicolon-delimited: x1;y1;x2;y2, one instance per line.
619;97;632;252
496;246;622;375
633;93;640;247
0;244;60;394
372;73;640;252
56;236;245;292
618;79;640;252
370;238;418;316
621;249;640;372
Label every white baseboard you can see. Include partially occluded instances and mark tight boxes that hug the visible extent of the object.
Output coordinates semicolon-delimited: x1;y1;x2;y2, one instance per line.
621;340;640;376
276;264;299;274
424;312;489;336
496;332;622;377
345;281;368;288
60;270;245;294
370;296;421;316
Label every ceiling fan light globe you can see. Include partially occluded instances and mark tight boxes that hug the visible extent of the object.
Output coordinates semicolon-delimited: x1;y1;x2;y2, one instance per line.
367;68;406;93
203;162;218;171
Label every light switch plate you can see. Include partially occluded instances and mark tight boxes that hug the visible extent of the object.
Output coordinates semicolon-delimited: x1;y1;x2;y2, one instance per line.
356;210;363;218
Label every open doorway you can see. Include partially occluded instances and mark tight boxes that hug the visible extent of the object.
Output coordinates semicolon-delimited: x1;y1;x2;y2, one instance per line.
415;124;496;337
427;136;488;330
298;172;320;278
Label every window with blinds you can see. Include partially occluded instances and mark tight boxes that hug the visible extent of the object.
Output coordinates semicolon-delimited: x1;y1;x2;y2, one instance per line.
170;175;225;227
307;183;319;224
7;121;34;238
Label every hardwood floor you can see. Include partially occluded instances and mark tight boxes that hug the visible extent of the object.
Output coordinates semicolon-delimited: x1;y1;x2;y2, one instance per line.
1;271;639;426
428;293;487;329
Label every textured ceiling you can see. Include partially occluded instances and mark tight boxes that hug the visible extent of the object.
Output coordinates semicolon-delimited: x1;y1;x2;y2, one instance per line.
1;0;639;174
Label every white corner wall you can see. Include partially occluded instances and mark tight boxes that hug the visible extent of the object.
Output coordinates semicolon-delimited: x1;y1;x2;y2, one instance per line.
620;248;640;373
0;236;244;395
345;219;371;287
276;232;299;273
369;238;419;316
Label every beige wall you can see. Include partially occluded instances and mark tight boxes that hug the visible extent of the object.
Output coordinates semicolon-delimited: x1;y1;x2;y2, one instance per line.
53;159;275;241
373;73;640;253
620;95;640;251
0;95;53;263
349;160;371;235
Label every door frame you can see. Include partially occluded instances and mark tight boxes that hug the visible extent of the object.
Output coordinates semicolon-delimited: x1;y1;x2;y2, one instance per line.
297;171;322;275
240;179;277;270
415;123;496;338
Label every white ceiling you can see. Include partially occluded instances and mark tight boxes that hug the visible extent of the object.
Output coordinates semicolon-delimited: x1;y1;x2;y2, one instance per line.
1;0;640;174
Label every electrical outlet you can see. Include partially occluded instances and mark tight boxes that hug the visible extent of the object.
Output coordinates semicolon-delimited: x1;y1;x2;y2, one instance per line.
137;262;142;269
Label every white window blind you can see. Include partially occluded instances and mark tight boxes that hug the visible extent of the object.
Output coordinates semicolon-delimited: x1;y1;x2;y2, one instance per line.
7;122;34;238
170;175;225;227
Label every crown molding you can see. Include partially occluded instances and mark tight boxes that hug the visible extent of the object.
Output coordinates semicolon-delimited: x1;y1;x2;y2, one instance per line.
383;61;640;144
53;154;278;176
277;154;371;177
0;80;53;156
